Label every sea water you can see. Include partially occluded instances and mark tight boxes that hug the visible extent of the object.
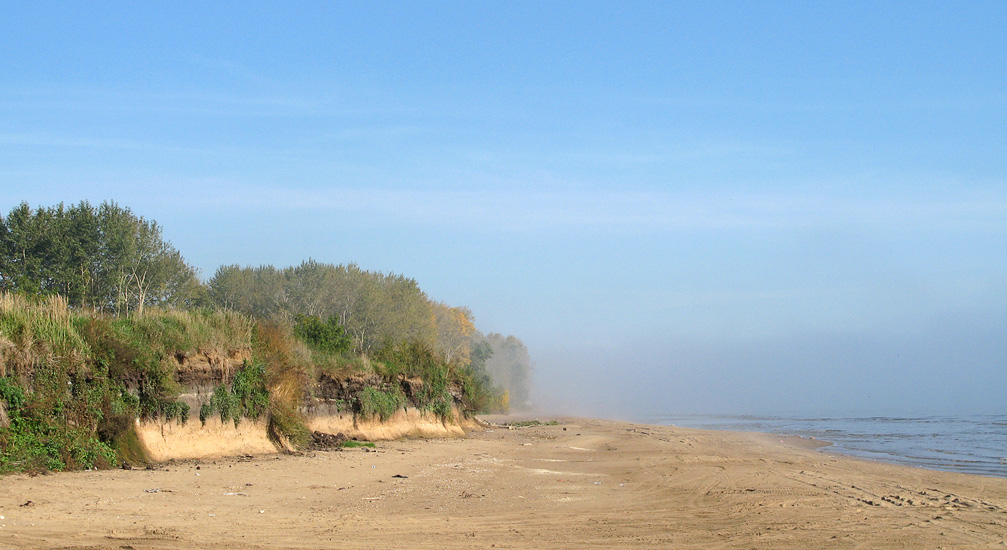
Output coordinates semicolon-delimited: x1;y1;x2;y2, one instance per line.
647;414;1007;478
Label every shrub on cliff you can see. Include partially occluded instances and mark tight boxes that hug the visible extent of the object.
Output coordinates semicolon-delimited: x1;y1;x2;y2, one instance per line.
358;386;406;421
199;361;270;427
293;314;351;355
0;294;119;471
251;321;312;448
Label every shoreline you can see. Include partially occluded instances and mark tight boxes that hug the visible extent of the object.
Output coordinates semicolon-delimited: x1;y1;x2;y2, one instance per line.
1;416;1005;548
503;414;1007;483
641;413;1007;480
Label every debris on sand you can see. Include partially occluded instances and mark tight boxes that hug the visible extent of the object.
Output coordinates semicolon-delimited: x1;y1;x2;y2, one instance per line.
310;431;347;450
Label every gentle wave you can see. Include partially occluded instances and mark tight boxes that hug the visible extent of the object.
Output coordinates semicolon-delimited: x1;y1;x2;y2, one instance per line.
647;414;1007;478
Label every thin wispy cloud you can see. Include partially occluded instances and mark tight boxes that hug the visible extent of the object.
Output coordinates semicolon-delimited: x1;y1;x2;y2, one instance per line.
0;84;398;118
0;132;209;154
176;183;1007;234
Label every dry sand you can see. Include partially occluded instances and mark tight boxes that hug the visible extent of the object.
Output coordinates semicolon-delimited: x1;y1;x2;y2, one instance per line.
1;416;1005;549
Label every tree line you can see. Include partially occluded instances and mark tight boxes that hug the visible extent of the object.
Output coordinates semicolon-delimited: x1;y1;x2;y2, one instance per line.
0;201;531;407
206;262;532;406
0;202;200;315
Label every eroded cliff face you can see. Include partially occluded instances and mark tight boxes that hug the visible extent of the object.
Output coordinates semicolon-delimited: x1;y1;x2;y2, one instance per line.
133;350;479;462
306;373;465;417
136;417;277;462
172;349;252;411
307;407;477;441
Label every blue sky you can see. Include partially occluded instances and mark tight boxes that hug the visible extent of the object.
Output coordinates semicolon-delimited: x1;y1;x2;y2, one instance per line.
2;2;1005;416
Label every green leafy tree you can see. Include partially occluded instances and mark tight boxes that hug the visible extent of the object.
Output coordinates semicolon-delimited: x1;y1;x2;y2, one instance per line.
208;264;288;318
293;314;352;355
0;201;199;314
208;261;436;355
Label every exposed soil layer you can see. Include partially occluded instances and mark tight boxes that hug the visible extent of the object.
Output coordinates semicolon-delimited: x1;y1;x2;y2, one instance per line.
172;350;251;407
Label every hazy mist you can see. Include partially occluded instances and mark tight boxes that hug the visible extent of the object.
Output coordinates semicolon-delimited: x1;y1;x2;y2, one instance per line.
3;4;1005;420
532;307;1007;419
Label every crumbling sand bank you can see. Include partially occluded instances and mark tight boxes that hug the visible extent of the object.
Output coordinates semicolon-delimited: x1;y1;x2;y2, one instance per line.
134;406;479;462
306;407;479;441
136;418;279;462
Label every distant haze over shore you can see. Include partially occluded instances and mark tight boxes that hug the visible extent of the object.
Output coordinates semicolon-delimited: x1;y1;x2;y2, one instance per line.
3;3;1005;418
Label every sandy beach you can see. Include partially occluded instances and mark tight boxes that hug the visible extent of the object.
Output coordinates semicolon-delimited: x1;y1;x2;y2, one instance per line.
1;417;1005;549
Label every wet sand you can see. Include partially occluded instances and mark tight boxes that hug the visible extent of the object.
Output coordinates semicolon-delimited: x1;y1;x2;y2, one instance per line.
1;416;1005;548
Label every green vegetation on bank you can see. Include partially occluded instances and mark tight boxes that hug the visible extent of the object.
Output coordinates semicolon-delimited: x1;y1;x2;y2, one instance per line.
0;201;532;474
0;293;252;472
200;361;270;426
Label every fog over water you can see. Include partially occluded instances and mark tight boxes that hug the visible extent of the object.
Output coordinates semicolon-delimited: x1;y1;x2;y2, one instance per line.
533;312;1007;418
2;4;1005;419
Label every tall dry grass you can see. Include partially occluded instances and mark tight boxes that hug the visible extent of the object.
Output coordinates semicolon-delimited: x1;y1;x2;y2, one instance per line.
0;293;255;378
120;307;254;358
0;293;90;377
